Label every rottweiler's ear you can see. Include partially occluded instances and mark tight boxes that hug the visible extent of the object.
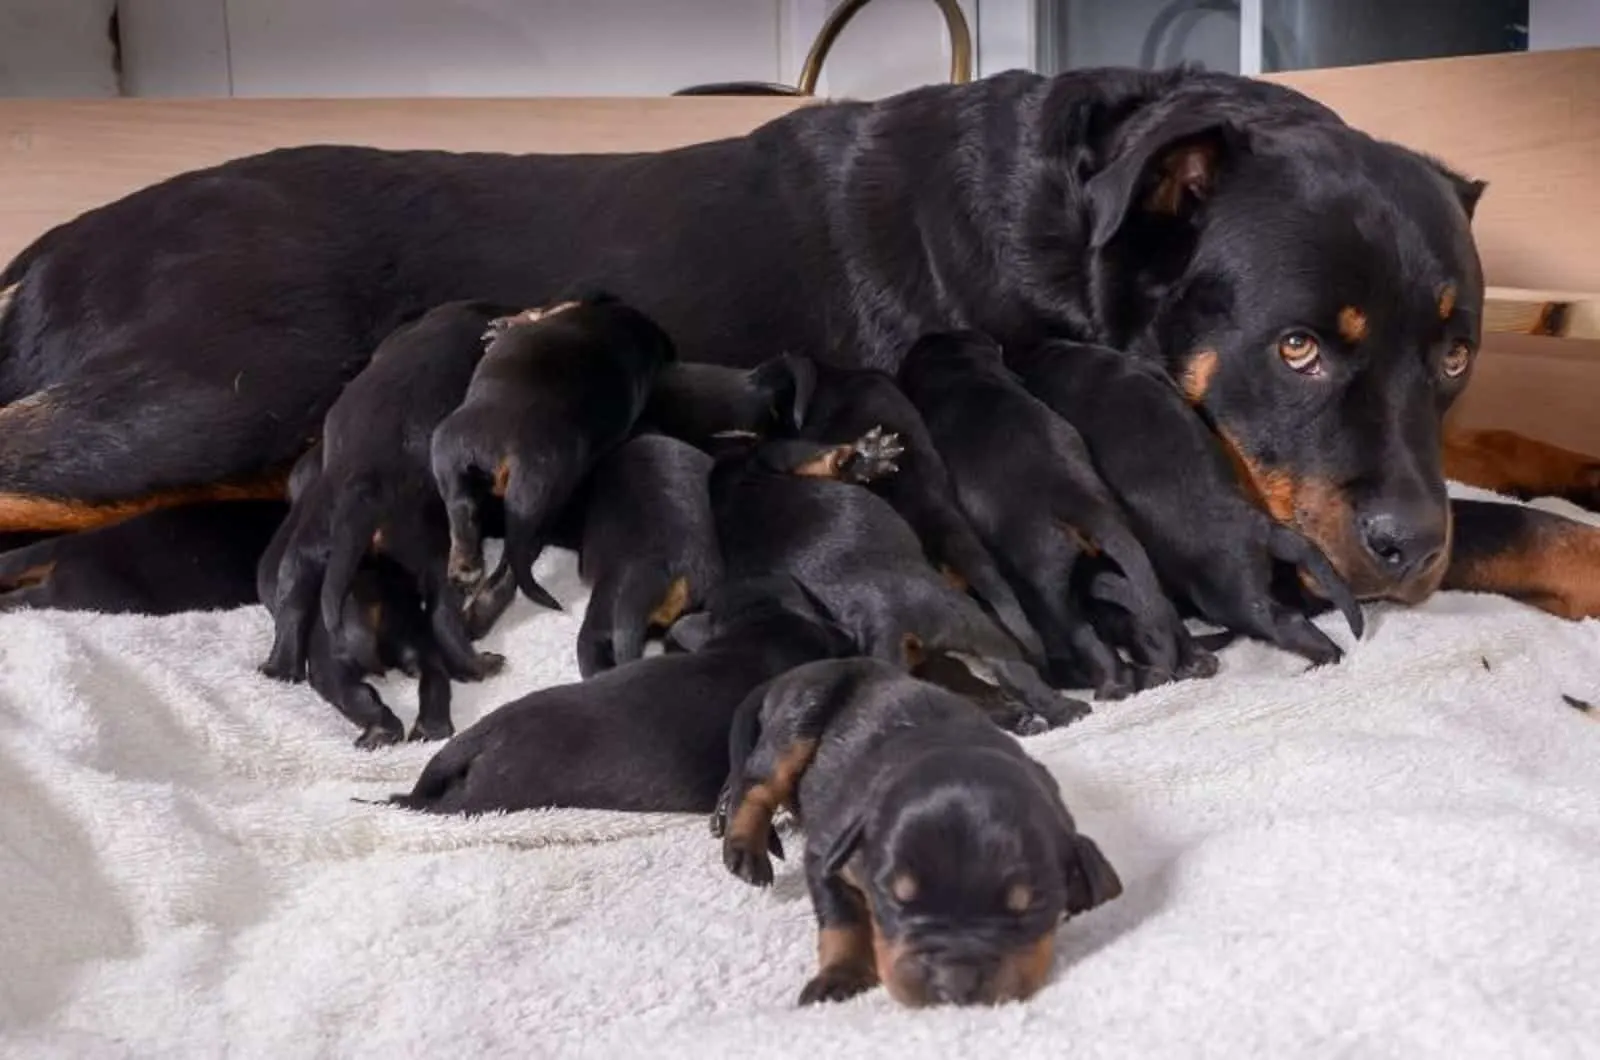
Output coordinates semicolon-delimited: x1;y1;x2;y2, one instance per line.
1086;113;1243;250
1450;176;1488;222
1061;833;1123;915
665;610;714;652
821;813;867;881
752;353;817;433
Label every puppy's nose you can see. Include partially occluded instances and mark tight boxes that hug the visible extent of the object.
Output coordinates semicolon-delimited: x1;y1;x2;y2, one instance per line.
1359;506;1447;582
926;963;985;1005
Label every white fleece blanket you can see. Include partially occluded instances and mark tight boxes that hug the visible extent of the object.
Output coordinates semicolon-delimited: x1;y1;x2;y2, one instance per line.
3;485;1598;1059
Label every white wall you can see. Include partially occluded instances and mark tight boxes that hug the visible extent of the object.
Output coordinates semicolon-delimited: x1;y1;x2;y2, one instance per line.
1530;0;1600;50
0;0;118;97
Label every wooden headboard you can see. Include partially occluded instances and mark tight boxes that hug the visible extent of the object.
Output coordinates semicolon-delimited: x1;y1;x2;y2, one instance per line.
2;49;1595;449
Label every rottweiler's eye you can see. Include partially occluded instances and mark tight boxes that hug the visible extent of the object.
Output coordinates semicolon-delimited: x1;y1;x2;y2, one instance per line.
1277;331;1322;374
1441;340;1473;379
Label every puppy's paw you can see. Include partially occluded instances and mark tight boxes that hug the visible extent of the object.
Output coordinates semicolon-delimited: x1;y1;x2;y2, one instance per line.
839;426;905;483
1176;646;1219;680
722;833;775;888
471;651;506;679
1011;695;1092;734
710;783;733;838
798;964;878;1006
258;658;306;684
408;718;455;743
354;720;405;750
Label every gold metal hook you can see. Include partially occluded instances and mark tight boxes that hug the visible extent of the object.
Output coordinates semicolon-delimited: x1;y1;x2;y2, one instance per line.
796;0;974;96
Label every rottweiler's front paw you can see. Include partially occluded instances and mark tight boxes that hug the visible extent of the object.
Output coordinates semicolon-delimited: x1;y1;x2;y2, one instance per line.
839;426;905;484
354;720;405;750
723;833;775;887
408;718;454;743
798;964;878;1006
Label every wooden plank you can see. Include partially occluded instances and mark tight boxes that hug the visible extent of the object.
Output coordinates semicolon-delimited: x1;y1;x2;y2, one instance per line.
1448;333;1600;457
1484;286;1600;340
0;96;808;262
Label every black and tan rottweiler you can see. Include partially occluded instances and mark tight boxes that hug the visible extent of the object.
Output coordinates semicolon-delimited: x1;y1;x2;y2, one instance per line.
639;354;816;451
716;657;1122;1008
899;331;1213;695
388;575;854;815
712;430;1089;733
430;294;675;609
793;360;1047;663
1008;340;1364;664
575;432;722;677
0;500;285;614
260;300;513;726
5;67;1597;628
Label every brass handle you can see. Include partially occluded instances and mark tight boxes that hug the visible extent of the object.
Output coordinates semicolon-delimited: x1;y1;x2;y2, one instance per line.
796;0;974;96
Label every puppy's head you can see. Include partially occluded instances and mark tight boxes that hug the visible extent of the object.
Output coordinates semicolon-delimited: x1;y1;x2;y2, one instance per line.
1086;77;1485;603
826;748;1120;1007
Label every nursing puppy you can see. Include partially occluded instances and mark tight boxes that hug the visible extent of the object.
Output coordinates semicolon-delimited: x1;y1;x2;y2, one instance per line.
795;361;1046;662
576;432;722;677
713;432;1088;732
1008;340;1364;664
430;294;675;607
640;354;816;450
260;300;513;715
717;657;1122;1008
389;575;854;815
0;500;285;614
899;331;1209;696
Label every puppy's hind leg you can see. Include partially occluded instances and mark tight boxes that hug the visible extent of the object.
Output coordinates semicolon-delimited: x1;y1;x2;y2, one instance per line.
306;632;404;749
463;554;517;640
429;426;490;590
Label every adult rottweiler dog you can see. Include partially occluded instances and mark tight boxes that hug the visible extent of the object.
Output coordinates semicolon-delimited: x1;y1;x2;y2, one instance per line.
430;294;674;607
575;432;722;677
713;430;1088;734
793;360;1047;663
899;331;1208;694
261;300;512;713
388;575;855;815
1;67;1597;620
716;657;1122;1008
1009;339;1364;664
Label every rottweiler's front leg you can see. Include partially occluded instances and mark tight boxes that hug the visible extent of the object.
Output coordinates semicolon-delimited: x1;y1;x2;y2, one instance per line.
1445;499;1600;619
1443;426;1600;510
797;858;879;1007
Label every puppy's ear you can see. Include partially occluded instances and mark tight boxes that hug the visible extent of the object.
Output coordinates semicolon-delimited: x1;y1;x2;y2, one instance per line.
1061;834;1122;915
821;812;867;881
1425;157;1488;222
1086;113;1244;250
665;610;714;652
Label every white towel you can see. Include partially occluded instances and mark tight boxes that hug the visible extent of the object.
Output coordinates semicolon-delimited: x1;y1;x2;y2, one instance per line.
2;485;1598;1059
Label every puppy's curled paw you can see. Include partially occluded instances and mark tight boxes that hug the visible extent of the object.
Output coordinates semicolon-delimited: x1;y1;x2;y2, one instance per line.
798;965;878;1006
408;718;455;743
354;719;405;751
722;834;775;888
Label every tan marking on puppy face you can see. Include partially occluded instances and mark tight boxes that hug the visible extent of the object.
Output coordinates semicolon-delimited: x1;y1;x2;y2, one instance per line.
1337;306;1369;344
647;576;691;628
370;527;387;553
1438;284;1457;320
891;873;918;904
991;933;1057;1003
1180;349;1219;405
1005;882;1033;915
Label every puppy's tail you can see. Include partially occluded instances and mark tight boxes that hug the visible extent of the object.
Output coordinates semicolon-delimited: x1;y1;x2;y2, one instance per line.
502;462;566;611
318;480;382;635
1267;524;1366;640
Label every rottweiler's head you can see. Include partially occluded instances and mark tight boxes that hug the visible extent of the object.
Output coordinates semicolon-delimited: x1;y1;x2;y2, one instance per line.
825;747;1121;1007
1085;76;1485;603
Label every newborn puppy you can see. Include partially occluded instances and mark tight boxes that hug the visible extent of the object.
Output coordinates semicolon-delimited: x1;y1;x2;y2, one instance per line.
712;431;1088;733
796;361;1046;663
1008;340;1364;664
717;657;1122;1008
899;331;1208;697
639;354;815;450
431;293;675;607
388;575;854;815
0;500;286;614
261;301;513;706
258;447;461;747
576;432;722;677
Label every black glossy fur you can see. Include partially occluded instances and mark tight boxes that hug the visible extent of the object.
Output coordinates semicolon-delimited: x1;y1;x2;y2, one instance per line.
430;295;675;609
1008;339;1364;664
717;657;1122;1008
0;68;1484;615
711;435;1089;733
639;355;816;451
794;360;1046;662
576;433;722;677
389;576;854;815
899;331;1213;695
0;501;284;614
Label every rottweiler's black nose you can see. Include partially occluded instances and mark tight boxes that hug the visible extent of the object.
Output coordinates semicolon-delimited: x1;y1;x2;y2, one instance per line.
927;963;985;1005
1359;507;1447;581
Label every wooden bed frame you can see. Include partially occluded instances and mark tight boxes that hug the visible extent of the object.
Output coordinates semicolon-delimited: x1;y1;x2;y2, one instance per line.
1;48;1595;452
